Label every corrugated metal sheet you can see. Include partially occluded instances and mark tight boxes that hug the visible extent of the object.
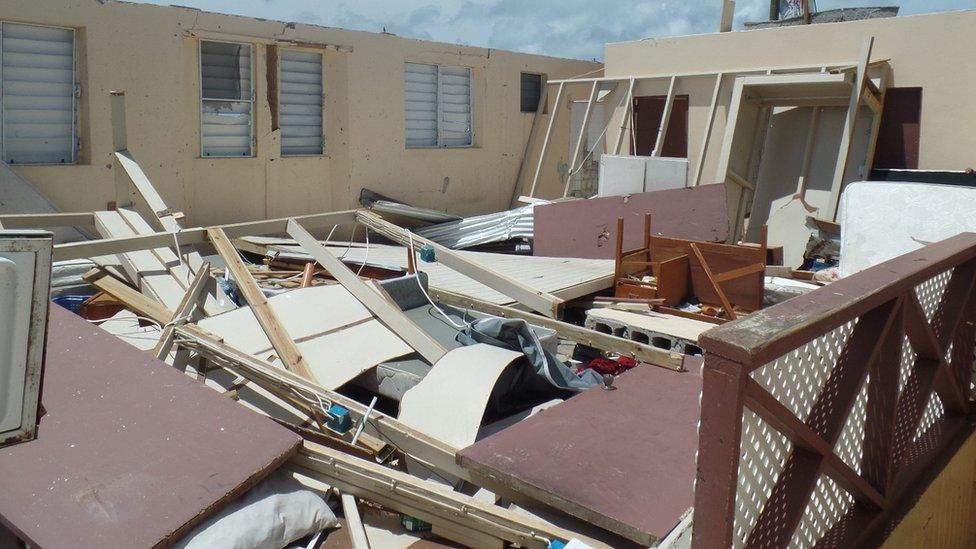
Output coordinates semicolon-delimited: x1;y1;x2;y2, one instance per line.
370;200;461;223
279;49;323;155
416;206;535;249
1;22;75;164
200;41;252;157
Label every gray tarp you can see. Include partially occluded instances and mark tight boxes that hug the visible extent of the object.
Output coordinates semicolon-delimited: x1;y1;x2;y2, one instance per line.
457;317;602;398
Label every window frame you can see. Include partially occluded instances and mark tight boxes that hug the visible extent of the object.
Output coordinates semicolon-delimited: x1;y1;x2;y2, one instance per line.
404;62;473;149
0;20;78;165
198;39;255;158
278;47;325;157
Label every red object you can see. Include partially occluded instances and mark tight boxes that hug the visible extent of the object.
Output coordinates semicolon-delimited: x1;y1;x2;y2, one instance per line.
581;356;637;376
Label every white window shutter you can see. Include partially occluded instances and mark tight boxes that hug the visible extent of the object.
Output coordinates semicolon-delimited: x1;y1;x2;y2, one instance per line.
200;41;252;157
279;50;323;155
437;66;471;147
1;22;76;164
404;63;437;148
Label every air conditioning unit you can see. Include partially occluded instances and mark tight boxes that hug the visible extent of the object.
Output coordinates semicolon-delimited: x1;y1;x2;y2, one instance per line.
0;230;52;447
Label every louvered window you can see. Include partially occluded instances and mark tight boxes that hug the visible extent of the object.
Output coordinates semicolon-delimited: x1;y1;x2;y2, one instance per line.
404;62;471;148
200;40;253;157
0;22;76;164
279;50;323;155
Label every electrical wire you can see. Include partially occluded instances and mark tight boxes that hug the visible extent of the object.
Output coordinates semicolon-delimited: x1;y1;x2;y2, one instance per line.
406;232;468;330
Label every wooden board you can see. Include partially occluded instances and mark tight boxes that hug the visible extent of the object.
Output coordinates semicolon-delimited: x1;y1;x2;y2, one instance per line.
457;358;703;545
533;184;728;259
197;285;414;390
0;306;301;548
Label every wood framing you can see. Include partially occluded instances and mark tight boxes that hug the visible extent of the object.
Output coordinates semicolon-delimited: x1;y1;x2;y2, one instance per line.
54;210;357;261
825;36;874;220
0;213;96;229
208;227;317;381
612;77;637;155
528;81;564;198
285;219;447;364
293;441;591;549
84;267;475;483
340;493;371;549
510;75;548;206
651;76;677;157
563;81;600;197
356;211;565;318
692;73;724;187
153;263;212;360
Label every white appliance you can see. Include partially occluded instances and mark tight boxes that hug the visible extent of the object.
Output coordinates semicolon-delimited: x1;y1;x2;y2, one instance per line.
0;230;52;446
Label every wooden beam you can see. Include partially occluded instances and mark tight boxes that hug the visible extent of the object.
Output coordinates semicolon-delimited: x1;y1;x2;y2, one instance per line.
509;75;548;207
286;219;447;364
340;493;371;549
528;82;564;198
293;441;587;549
563;81;600;197
719;0;735;32
153;263;212;361
84;268;174;323
208;228;317;381
651;76;677;157
356;211;564;318
612;77;636;155
690;243;737;320
429;288;684;370
692;73;723;187
826;36;873;221
0;213;96;229
54;210;357;261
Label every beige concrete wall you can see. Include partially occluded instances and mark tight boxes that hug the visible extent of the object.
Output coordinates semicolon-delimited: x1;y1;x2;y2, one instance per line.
1;0;600;225
602;9;976;187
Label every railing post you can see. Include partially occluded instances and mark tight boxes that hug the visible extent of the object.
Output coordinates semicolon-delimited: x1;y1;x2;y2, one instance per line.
693;354;747;549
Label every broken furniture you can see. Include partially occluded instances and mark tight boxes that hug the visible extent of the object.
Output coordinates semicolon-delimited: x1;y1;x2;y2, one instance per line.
612;214;767;320
0;306;301;548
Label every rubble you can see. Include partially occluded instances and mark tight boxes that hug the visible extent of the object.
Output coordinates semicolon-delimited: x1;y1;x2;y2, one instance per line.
1;3;975;548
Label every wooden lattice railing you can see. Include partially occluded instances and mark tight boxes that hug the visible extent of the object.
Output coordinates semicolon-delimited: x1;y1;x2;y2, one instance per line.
693;233;976;548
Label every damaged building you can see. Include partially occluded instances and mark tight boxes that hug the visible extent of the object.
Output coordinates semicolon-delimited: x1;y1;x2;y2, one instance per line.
1;1;976;548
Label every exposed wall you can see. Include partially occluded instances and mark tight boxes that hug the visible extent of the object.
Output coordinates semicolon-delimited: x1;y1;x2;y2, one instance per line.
602;9;976;189
0;0;600;225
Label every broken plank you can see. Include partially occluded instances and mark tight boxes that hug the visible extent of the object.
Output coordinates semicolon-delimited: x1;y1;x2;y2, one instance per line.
286;219;447;364
208;228;317;382
154;263;212;360
54;210;358;261
356;210;564;318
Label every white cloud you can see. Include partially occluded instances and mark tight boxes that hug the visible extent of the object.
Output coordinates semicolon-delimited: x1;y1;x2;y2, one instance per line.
135;0;976;59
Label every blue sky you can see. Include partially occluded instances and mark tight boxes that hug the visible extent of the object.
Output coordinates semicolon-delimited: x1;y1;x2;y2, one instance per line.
134;0;976;60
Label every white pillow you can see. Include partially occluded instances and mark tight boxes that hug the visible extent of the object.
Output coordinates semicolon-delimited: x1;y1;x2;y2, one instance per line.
176;470;338;549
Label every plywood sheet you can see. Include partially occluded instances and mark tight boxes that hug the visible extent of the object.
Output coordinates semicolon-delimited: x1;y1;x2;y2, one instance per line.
252;243;615;307
0;306;300;549
197;285;414;390
839;182;976;276
457;358;703;545
398;344;523;449
533;184;728;259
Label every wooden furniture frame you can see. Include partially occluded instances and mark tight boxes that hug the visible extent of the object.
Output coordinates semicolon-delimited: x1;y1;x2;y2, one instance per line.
693;233;976;548
612;214;766;319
